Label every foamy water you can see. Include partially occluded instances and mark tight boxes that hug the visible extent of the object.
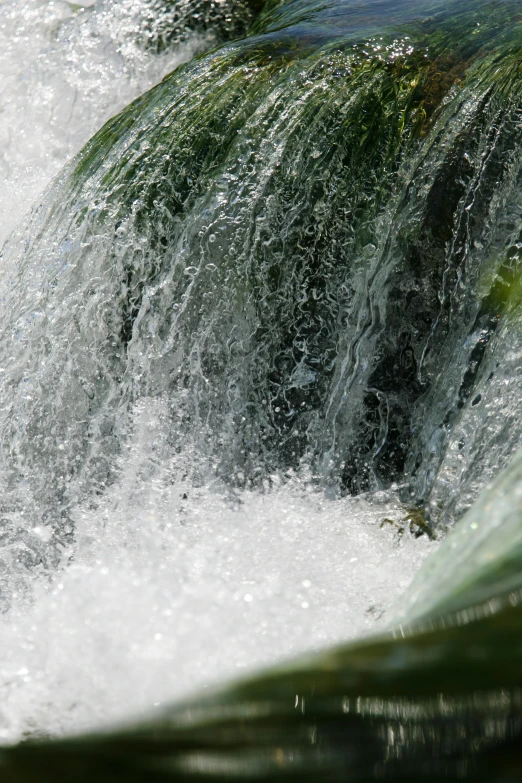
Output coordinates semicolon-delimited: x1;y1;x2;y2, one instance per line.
0;0;437;744
0;400;436;742
0;0;203;247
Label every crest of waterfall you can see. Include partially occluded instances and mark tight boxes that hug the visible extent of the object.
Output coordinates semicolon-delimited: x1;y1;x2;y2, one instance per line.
1;0;522;550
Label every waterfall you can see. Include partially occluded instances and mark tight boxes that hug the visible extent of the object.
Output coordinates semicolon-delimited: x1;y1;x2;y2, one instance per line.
1;0;522;775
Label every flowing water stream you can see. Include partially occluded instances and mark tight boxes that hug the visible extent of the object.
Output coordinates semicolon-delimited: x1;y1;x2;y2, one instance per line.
2;0;522;776
0;0;438;743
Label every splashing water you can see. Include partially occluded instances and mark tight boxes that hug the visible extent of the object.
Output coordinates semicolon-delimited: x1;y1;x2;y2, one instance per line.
0;0;436;744
0;401;435;742
0;0;244;246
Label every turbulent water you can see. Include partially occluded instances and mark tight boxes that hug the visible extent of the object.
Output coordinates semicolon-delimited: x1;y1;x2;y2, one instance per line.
0;0;200;248
3;0;522;773
0;0;440;743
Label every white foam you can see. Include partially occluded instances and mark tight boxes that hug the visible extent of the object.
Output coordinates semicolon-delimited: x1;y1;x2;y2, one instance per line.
0;401;436;742
0;0;203;247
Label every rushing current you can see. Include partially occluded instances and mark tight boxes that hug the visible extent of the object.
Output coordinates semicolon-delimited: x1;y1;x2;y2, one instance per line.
1;0;522;771
0;0;438;742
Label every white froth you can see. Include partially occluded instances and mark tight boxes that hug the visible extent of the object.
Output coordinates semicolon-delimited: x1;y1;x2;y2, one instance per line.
0;402;436;742
0;0;202;247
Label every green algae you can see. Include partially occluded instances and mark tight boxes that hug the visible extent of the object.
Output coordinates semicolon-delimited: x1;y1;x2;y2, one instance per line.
380;505;434;539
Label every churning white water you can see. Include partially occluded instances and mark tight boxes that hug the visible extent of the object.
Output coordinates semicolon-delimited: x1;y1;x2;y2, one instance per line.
0;0;203;247
0;0;436;744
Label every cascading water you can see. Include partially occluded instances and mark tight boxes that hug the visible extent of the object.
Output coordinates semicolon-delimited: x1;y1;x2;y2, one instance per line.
2;0;522;777
0;0;436;743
